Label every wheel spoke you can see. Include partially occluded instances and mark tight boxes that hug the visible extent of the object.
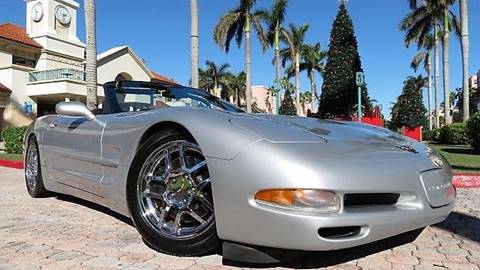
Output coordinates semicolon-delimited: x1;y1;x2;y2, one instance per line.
165;149;173;172
178;144;187;170
145;174;165;183
145;189;163;200
196;177;211;191
187;160;207;174
158;205;170;224
172;210;184;234
196;194;214;212
187;209;207;224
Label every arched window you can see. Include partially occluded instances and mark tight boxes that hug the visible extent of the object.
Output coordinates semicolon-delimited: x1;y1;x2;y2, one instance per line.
115;72;133;82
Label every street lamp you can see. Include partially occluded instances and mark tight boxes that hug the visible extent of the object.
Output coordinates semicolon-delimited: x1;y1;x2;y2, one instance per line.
355;72;365;123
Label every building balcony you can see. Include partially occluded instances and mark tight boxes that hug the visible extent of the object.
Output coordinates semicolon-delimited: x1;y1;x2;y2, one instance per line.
29;68;85;82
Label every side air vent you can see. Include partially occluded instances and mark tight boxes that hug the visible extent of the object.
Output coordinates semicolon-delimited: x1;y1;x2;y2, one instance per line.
344;193;400;208
318;226;362;239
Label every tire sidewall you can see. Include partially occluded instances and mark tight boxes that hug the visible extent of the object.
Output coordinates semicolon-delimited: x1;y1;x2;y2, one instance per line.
127;129;219;256
25;137;41;196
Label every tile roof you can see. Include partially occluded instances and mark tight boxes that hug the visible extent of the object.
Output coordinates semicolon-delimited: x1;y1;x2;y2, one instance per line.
0;23;42;48
0;83;12;94
151;71;179;86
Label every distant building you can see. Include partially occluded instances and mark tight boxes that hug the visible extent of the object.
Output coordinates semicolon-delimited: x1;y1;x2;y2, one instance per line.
469;73;478;90
0;0;175;132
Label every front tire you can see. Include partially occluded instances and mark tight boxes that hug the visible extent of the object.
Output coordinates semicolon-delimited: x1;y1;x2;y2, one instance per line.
25;137;51;198
127;129;220;256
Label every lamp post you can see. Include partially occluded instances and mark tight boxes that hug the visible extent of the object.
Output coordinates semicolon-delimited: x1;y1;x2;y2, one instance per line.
355;72;365;122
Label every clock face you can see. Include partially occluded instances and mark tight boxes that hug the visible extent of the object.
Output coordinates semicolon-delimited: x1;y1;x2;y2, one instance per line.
31;3;44;22
55;5;71;25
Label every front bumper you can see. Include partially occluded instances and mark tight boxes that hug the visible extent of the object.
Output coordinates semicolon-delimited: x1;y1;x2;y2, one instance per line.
208;140;455;251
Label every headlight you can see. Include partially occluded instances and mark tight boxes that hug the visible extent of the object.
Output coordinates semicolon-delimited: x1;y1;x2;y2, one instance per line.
254;189;340;213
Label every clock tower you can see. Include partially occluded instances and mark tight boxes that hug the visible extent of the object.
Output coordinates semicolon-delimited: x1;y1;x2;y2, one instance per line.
26;0;85;70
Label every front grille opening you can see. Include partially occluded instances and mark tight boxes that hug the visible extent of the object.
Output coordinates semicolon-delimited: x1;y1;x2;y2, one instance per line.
344;193;400;208
318;226;361;239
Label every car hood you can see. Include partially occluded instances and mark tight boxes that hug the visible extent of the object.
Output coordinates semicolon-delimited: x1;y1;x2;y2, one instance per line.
229;114;446;171
230;114;409;144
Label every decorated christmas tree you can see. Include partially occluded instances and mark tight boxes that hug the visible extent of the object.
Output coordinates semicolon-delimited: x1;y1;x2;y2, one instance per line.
319;2;371;118
279;90;297;116
391;77;427;128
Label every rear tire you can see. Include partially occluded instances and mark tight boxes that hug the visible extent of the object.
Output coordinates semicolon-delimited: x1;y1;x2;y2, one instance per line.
127;129;220;256
25;137;51;198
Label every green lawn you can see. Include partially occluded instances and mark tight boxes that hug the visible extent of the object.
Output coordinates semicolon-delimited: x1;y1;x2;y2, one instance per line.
429;144;480;174
0;153;23;161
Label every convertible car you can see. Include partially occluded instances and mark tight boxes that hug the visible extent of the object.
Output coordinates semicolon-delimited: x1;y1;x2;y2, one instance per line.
24;81;455;262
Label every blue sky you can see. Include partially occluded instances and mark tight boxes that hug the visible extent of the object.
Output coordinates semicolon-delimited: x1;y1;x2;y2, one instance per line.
1;0;479;117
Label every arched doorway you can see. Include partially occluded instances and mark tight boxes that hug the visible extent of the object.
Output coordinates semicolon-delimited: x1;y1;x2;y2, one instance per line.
115;72;133;82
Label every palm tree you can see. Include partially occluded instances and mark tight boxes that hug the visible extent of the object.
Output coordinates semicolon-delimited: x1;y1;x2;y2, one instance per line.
85;0;97;110
260;0;288;113
400;0;459;126
411;35;434;129
279;23;309;115
225;71;246;107
459;0;470;121
299;43;326;111
198;60;231;97
190;0;199;88
299;92;312;115
213;0;266;113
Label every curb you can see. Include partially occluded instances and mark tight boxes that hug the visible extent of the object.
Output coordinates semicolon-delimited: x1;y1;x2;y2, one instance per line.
0;160;24;169
453;174;480;189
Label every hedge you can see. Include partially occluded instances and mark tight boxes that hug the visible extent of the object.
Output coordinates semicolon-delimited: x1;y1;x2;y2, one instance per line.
438;123;470;145
466;112;480;153
1;126;28;154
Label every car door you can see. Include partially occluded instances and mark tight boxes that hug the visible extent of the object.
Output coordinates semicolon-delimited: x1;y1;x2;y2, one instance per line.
42;115;106;195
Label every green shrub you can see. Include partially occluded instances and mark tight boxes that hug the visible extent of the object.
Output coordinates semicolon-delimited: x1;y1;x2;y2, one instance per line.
422;129;434;141
466;112;480;153
432;128;441;142
438;123;470;145
1;126;28;154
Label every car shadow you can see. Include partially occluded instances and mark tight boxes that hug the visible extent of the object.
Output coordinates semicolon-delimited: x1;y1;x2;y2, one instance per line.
55;195;134;227
433;211;480;243
223;228;423;269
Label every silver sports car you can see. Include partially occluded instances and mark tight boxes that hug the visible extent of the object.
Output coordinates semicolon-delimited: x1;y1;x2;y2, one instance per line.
24;80;455;262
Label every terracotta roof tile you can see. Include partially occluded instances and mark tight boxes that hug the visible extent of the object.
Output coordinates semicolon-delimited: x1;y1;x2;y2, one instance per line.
151;71;180;86
0;23;42;48
0;83;12;94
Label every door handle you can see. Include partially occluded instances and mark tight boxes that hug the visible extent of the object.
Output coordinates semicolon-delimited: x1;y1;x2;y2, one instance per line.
49;121;58;128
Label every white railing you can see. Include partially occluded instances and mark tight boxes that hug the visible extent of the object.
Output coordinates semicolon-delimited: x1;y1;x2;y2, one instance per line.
29;69;86;82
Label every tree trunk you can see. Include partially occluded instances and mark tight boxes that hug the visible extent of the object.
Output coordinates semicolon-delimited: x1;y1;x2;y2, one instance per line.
295;51;301;115
245;14;252;113
460;0;470;121
427;52;433;130
85;0;97;110
190;0;199;88
274;24;281;115
309;70;316;112
443;9;451;125
434;26;440;128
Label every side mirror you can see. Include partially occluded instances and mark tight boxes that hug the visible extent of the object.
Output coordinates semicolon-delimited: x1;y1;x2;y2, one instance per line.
55;101;96;121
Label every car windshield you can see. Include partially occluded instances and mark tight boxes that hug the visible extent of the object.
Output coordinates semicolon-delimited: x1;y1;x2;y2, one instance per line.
111;84;244;113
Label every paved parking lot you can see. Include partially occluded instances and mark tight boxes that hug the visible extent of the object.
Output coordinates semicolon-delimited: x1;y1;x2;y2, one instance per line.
0;166;479;270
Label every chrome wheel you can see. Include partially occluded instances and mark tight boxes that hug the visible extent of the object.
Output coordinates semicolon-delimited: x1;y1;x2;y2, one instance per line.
25;143;38;190
137;140;214;240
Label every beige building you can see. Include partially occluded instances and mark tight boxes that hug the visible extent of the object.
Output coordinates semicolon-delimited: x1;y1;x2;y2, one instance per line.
0;0;174;132
469;73;478;90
